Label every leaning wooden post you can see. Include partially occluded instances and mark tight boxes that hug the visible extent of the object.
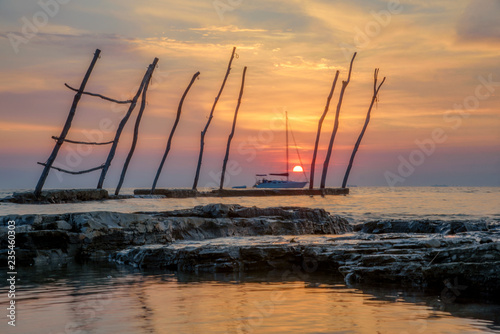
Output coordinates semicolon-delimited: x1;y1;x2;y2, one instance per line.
320;52;357;189
151;71;200;193
115;58;159;195
97;58;158;189
342;69;386;188
220;66;247;190
34;49;101;197
309;70;340;190
192;47;236;190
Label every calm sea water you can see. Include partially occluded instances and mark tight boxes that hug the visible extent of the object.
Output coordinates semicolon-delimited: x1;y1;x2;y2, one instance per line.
0;187;499;333
1;187;499;222
1;264;499;334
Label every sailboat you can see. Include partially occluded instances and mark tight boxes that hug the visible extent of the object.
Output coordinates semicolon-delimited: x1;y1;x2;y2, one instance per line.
253;111;308;189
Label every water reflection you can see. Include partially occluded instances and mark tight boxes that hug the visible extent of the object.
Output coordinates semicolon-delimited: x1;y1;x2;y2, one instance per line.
1;264;499;333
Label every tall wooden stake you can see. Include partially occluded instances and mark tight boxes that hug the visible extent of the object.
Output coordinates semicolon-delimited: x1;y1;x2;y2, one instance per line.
342;69;386;188
151;71;200;193
34;49;101;197
115;58;159;195
320;52;357;189
97;58;158;189
309;70;340;190
220;66;247;190
192;47;236;190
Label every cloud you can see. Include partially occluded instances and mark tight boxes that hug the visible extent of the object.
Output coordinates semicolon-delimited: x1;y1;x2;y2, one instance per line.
189;26;267;33
456;0;500;43
274;56;341;71
1;0;500;187
0;121;59;133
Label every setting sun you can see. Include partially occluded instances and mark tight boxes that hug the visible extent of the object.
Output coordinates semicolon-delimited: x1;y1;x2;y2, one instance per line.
0;1;499;333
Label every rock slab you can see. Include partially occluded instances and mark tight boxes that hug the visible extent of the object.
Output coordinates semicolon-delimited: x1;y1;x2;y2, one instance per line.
0;204;351;266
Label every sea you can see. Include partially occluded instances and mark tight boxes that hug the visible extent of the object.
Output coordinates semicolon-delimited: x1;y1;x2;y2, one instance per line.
0;187;499;334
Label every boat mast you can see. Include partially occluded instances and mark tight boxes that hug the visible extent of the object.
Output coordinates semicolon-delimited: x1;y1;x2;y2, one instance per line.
286;111;289;181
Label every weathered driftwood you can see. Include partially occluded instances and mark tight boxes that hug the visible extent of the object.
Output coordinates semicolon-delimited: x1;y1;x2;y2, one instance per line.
342;69;386;188
309;70;340;190
64;84;132;104
192;47;237;190
97;58;158;189
220;66;247;190
37;162;104;175
115;58;159;195
151;71;201;193
34;49;101;198
320;53;357;189
51;136;114;146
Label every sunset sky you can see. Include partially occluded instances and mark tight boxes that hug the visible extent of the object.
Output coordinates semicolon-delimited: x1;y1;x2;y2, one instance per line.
0;0;499;189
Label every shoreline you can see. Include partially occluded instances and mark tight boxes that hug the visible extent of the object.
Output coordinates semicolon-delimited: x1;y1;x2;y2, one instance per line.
1;188;349;204
1;203;499;301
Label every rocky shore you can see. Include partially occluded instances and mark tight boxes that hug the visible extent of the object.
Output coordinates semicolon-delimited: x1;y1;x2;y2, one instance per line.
1;204;499;299
1;188;349;204
1;189;112;204
0;204;351;265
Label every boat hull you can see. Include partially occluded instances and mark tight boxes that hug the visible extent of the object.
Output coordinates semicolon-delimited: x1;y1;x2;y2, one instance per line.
254;180;307;189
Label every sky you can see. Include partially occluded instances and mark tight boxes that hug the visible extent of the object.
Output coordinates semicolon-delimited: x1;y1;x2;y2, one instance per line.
0;0;499;190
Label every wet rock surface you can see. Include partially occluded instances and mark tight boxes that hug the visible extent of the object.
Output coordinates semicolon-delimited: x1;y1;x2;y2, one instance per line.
2;189;110;204
355;219;495;234
111;231;500;298
0;204;351;265
1;204;499;298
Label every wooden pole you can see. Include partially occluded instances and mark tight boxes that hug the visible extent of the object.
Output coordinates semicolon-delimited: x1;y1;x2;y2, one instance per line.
220;66;247;190
51;136;113;145
309;70;340;190
115;58;159;195
320;52;357;189
192;47;236;190
342;69;386;188
97;58;158;189
37;162;104;175
34;49;101;197
151;71;200;193
64;83;132;104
